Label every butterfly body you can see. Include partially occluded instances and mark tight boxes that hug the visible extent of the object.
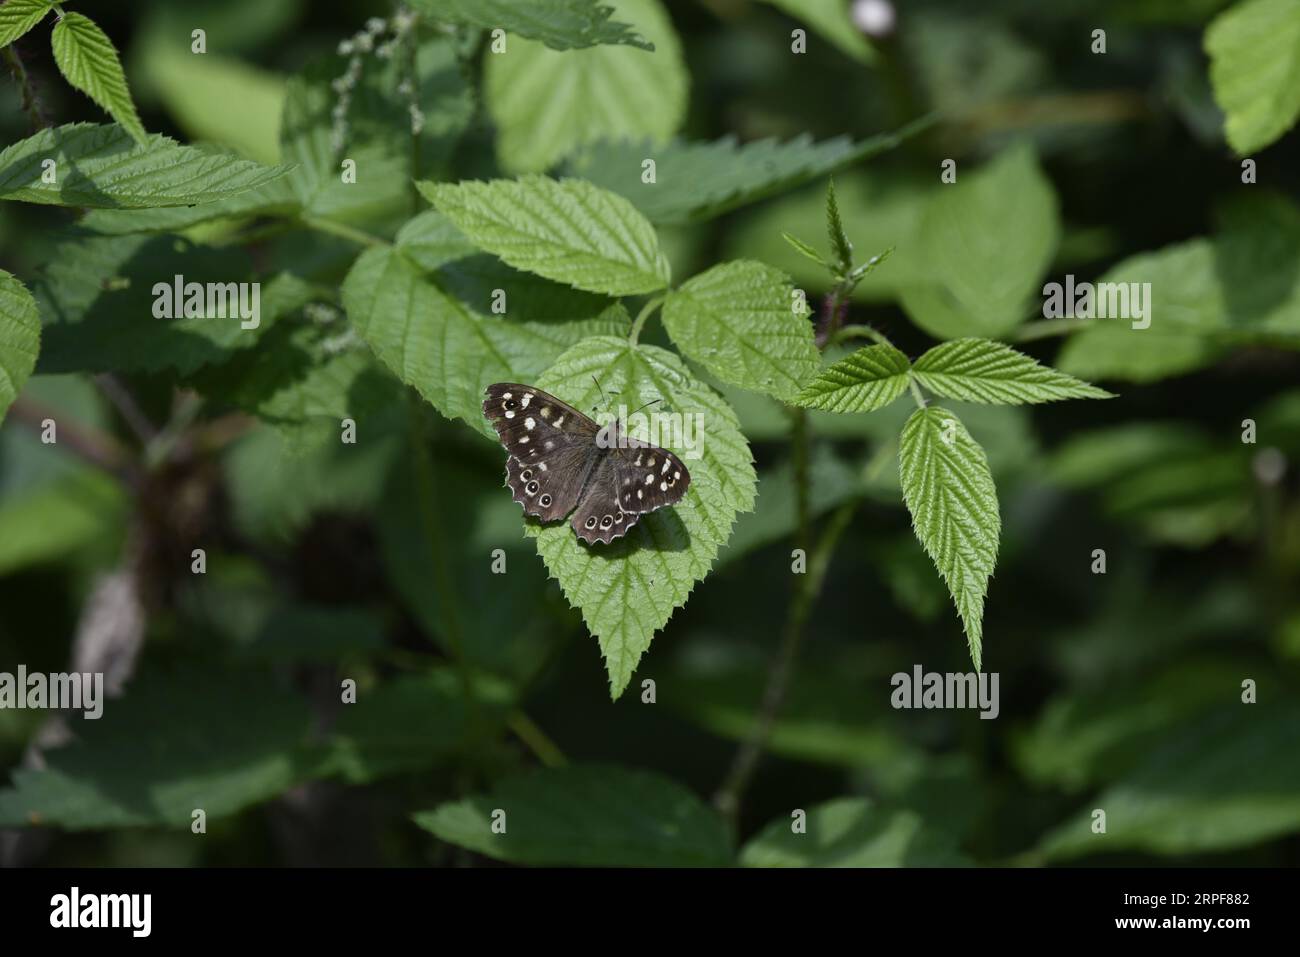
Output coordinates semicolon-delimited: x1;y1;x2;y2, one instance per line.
482;383;691;545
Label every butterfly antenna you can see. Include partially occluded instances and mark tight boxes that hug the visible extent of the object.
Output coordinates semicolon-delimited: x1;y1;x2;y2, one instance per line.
629;398;662;417
591;374;617;416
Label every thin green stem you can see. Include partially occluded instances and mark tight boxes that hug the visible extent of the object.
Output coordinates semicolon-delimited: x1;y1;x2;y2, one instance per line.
508;712;567;768
831;324;895;349
299;215;389;248
628;294;665;345
908;374;928;410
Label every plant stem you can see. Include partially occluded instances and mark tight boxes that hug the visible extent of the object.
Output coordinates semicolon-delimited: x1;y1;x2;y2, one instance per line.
7;396;137;484
831;323;895;349
508;712;567;768
908;375;928;410
299;215;389;248
712;499;857;829
628;294;665;345
2;46;49;132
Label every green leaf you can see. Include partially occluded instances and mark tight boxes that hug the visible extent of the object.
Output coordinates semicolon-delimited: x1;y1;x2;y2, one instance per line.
782;231;828;269
77;168;299;235
484;0;687;173
414;765;731;866
0;468;125;575
1206;0;1300;155
407;0;652;50
756;0;877;64
326;670;514;784
564;120;929;225
898;407;1000;669
0;123;291;208
912;338;1113;404
0;0;54;48
792;343;912;413
49;12;148;145
0;665;319;829
1037;702;1300;860
661;260;818;401
32;235;287;376
0;269;40;424
394;209;477;271
900;145;1060;339
825;177;854;276
340;245;626;433
528;337;757;697
741;798;970;867
418;175;670;296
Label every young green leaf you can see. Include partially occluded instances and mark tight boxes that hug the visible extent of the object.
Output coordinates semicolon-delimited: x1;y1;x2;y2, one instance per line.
50;12;148;145
0;0;55;48
782;231;829;269
899;407;1000;670
912;338;1113;404
564;120;930;225
661;260;819;401
406;0;653;50
900;145;1060;339
1205;0;1300;155
340;245;626;433
792;343;911;413
77;168;299;235
0;269;40;425
418;175;671;296
483;0;686;173
825;177;854;276
0;124;291;207
528;336;757;698
413;765;731;866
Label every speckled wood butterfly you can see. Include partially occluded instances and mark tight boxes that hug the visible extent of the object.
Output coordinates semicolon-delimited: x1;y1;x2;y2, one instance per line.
482;383;691;545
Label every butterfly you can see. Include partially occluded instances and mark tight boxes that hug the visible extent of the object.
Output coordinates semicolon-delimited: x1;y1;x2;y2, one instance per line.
482;383;691;545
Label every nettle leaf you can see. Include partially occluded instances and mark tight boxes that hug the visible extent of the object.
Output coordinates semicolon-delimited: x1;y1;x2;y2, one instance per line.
900;145;1060;339
1206;0;1300;155
0;123;291;208
898;407;1000;669
661;260;818;401
340;244;626;433
741;798;970;867
0;0;55;48
418;175;670;296
756;0;877;64
564;122;928;225
49;12;148;145
913;338;1112;404
0;270;40;425
792;343;911;412
528;336;756;697
484;0;687;173
414;764;731;866
407;0;652;50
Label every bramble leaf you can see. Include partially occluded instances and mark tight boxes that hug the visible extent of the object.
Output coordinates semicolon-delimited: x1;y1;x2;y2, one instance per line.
0;124;291;208
527;336;756;697
1206;0;1300;155
792;343;911;413
899;407;1000;669
407;0;652;50
418;175;670;296
661;260;819;401
0;0;54;48
913;338;1113;404
50;12;148;145
0;269;40;425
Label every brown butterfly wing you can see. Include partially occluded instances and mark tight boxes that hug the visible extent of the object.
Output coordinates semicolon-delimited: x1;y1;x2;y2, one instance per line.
613;437;691;515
